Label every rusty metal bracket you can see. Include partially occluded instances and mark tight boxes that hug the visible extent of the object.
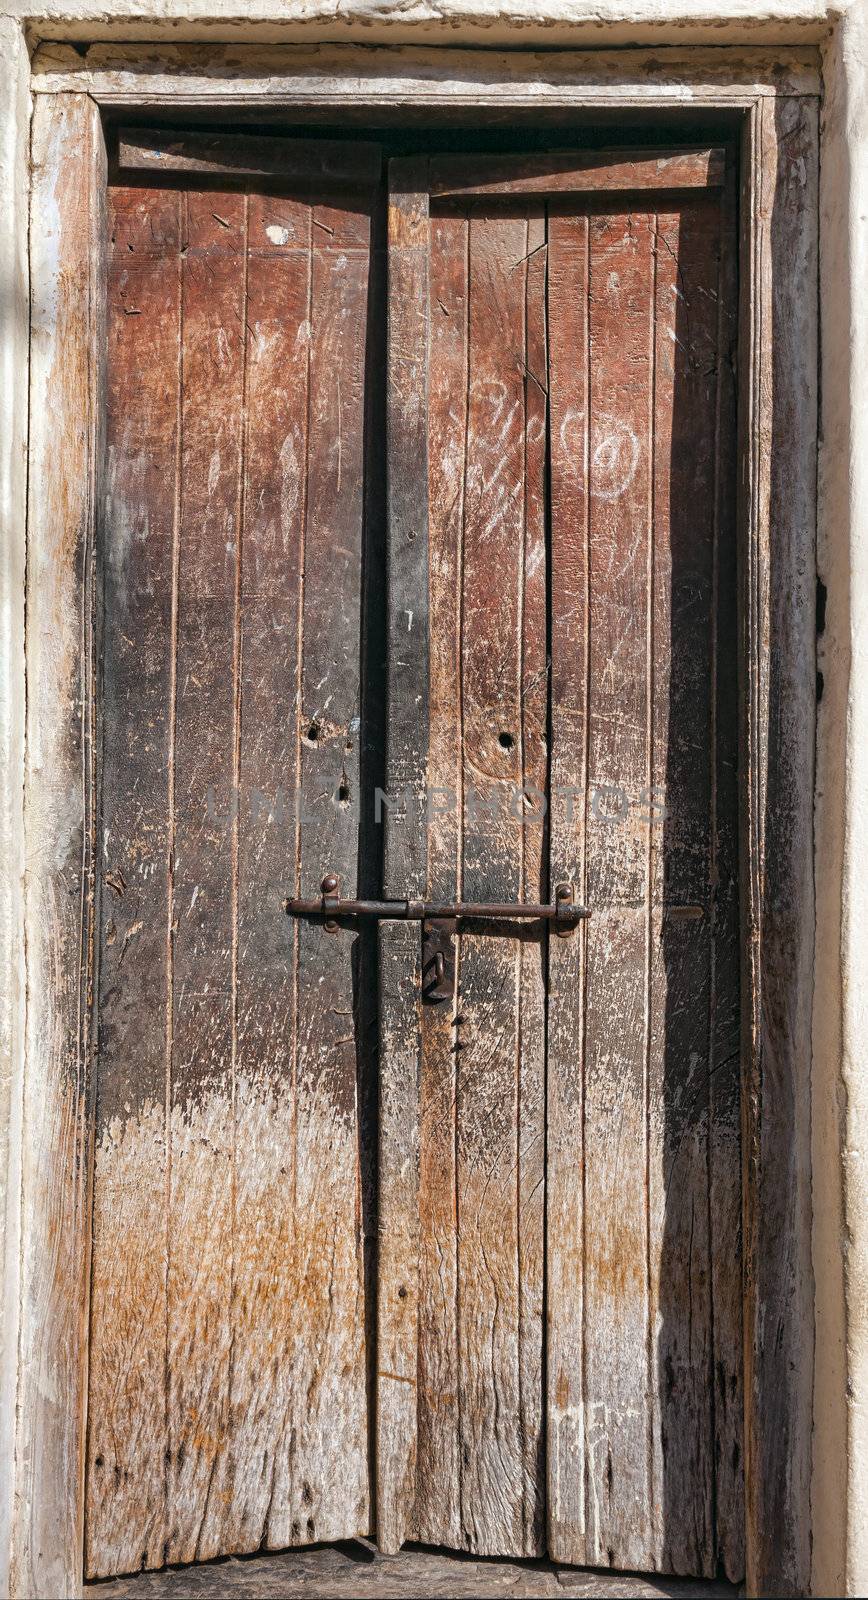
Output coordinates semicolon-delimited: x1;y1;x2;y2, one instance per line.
421;917;456;1004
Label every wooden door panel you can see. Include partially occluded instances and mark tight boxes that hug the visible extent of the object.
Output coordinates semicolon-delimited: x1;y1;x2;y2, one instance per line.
90;140;742;1584
545;190;741;1579
454;211;546;1558
88;172;374;1579
379;155;742;1580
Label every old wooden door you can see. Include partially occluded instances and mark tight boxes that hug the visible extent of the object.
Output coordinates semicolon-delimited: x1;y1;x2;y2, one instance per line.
87;133;742;1583
377;149;742;1582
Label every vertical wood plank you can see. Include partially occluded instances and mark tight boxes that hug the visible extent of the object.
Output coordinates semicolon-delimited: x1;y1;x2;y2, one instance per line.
215;191;307;1557
86;183;180;1579
377;159;430;1554
581;208;654;1572
455;212;544;1557
708;170;744;1586
274;191;371;1549
22;94;107;1597
415;207;466;1551
647;199;717;1578
743;96;817;1600
518;214;549;1560
546;208;590;1567
166;189;246;1568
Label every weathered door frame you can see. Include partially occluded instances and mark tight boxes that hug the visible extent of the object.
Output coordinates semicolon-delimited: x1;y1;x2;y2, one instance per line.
18;42;817;1600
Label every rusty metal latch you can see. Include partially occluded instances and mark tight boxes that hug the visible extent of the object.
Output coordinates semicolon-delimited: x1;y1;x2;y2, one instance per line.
284;877;590;1003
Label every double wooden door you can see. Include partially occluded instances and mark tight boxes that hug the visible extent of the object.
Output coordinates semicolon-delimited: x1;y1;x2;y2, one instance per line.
87;131;742;1583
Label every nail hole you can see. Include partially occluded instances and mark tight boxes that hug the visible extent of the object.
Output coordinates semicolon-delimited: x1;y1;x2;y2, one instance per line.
306;721;320;743
337;783;350;805
498;731;514;751
398;1285;408;1299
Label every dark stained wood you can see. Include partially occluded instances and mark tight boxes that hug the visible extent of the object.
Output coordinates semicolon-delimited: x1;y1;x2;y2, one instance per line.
87;1542;738;1600
88;182;182;1578
428;148;725;198
88;167;374;1578
740;95;817;1600
708;170;743;1587
648;196;718;1579
117;126;381;184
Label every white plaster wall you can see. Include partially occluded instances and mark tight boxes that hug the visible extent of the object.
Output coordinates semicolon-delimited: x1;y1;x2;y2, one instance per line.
0;1;865;1595
0;0;837;47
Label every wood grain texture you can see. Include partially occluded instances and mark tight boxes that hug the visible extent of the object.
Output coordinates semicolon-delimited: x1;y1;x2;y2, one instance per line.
581;206;656;1575
382;162;431;900
741;96;817;1600
377;162;431;1557
87;169;373;1579
414;207;467;1553
545;187;741;1578
30;42;822;104
117;126;381;183
454;211;546;1558
428;149;725;197
380;161;743;1577
86;1540;739;1600
19;92;107;1600
546;207;590;1567
387;204;549;1559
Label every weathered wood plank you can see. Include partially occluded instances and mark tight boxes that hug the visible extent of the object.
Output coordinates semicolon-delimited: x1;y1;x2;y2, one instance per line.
581;208;654;1572
707;170;744;1587
517;213;549;1562
455;211;544;1557
22;90;107;1600
216;191;308;1558
415;207;467;1552
85;1539;740;1600
282;192;371;1549
165;190;247;1569
741;95;817;1600
89;174;374;1578
545;207;590;1568
117;126;380;183
428;149;724;198
377;161;430;1555
86;183;181;1580
31;42;822;102
647;200;717;1579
